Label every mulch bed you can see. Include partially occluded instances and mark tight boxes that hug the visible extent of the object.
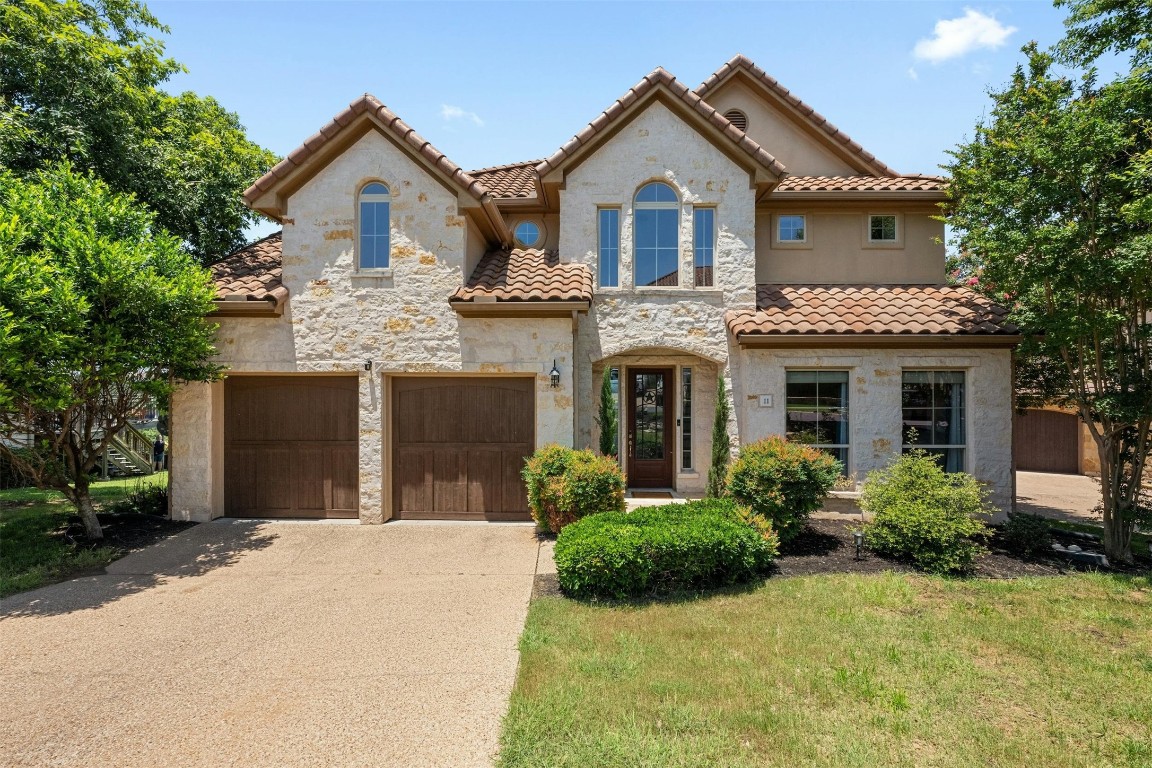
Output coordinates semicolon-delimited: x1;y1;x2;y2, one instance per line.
533;518;1150;599
65;512;195;559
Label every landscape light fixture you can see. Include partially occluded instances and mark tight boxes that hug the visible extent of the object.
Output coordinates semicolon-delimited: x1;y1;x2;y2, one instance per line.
853;530;864;560
549;360;561;388
364;360;373;372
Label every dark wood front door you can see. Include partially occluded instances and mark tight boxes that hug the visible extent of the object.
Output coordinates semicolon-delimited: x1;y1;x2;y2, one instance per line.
392;377;534;521
224;376;359;519
627;368;674;488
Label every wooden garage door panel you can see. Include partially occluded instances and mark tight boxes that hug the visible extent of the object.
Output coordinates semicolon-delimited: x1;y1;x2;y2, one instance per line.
392;377;533;520
224;376;358;519
1014;409;1079;474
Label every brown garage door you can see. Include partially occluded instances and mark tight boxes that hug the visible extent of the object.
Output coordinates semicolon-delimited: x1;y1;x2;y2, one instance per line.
224;376;358;518
392;377;533;521
1014;409;1079;474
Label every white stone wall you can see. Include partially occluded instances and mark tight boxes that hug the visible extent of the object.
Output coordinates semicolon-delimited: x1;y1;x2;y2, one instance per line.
562;102;755;464
171;129;574;522
169;380;223;522
734;347;1015;513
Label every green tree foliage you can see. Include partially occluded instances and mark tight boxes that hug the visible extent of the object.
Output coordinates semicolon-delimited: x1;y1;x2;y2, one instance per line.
596;368;618;457
0;0;277;261
1055;0;1152;67
705;375;731;498
945;4;1152;561
0;164;222;538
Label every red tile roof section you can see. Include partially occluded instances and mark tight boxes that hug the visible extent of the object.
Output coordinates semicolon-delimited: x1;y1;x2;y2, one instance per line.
775;175;946;192
537;68;787;180
244;94;493;207
452;249;593;303
726;284;1016;336
696;54;899;176
210;232;287;305
469;160;541;199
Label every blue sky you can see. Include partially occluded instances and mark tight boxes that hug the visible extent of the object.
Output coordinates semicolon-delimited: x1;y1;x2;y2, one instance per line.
154;1;1084;179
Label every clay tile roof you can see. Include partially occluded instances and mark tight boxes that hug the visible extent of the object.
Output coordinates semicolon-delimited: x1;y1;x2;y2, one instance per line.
210;231;287;305
451;249;593;303
244;94;492;211
775;175;947;193
536;67;787;180
725;284;1017;336
696;54;898;177
469;160;541;199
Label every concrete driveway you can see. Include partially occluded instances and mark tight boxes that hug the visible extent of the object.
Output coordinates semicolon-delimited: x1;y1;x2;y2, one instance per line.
0;520;544;768
1016;471;1103;522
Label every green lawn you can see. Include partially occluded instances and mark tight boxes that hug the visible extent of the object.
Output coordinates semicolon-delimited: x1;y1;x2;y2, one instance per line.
0;473;168;597
500;573;1152;768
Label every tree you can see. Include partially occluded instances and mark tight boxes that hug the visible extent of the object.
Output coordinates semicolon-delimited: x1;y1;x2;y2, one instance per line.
706;375;732;498
596;368;618;457
0;164;222;538
0;0;277;261
945;35;1152;561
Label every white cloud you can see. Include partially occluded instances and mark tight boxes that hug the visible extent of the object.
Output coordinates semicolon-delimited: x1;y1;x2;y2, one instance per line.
913;8;1016;63
440;104;484;127
907;67;919;81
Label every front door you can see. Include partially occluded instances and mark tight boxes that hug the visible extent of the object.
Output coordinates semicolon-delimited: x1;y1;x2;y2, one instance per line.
627;368;674;488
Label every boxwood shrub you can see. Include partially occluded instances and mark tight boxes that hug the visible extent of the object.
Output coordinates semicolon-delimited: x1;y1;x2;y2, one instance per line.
554;499;779;599
522;445;625;533
725;436;842;543
861;448;993;574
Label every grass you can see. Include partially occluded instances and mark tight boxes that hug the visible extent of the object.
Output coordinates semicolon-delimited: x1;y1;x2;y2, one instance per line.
0;473;168;597
499;573;1152;768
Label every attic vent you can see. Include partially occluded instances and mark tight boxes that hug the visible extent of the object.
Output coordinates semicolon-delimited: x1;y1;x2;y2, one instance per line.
723;109;748;132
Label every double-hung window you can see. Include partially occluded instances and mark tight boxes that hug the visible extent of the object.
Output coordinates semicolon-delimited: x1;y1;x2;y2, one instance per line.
634;182;679;286
785;370;850;469
902;371;966;471
598;208;620;287
358;182;391;269
693;208;715;287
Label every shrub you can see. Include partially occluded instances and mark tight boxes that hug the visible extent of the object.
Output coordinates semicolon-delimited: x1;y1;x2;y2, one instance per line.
105;482;169;516
861;449;993;574
554;499;778;599
725;436;842;542
706;376;731;498
596;368;618;457
1000;513;1053;559
522;445;625;533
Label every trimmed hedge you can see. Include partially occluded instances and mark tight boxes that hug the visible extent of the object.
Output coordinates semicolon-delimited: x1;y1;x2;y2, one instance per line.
726;436;842;542
554;499;779;599
522;445;625;533
861;449;993;574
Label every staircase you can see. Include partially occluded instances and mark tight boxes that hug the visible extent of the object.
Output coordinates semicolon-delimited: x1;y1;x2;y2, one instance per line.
98;424;155;478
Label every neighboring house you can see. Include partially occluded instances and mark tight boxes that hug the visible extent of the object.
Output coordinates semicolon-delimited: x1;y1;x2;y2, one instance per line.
170;55;1020;523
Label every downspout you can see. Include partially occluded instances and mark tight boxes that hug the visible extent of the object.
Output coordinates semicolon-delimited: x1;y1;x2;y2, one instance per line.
572;309;580;448
480;195;513;249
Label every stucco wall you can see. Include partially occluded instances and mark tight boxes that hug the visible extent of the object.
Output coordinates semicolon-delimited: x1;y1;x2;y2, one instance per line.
734;347;1015;513
756;209;946;284
172;129;574;522
560;102;754;461
703;79;859;176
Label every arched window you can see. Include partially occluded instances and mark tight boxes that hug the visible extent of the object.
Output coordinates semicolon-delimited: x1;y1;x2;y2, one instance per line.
634;182;679;286
359;182;391;269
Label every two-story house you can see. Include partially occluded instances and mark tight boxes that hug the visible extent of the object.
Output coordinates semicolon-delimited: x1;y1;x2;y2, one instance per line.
170;55;1019;523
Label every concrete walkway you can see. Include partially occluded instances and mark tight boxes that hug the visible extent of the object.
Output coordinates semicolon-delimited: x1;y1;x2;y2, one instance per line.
1016;471;1103;522
0;520;543;768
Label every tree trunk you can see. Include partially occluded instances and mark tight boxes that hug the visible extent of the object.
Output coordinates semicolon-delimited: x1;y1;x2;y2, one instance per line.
73;477;103;540
1096;439;1133;564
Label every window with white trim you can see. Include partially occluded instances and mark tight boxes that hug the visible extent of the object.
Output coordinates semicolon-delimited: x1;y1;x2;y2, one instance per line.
681;367;693;470
902;370;966;472
634;182;679;286
598;208;620;287
786;370;849;470
869;214;898;243
358;182;391;269
777;214;806;243
693;208;715;287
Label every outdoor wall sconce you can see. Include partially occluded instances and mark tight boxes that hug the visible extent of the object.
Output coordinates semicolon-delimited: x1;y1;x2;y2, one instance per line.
549;360;561;388
853;530;865;560
364;360;373;372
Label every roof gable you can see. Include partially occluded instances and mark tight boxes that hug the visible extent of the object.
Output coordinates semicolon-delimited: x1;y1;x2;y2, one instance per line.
536;68;786;193
696;55;897;177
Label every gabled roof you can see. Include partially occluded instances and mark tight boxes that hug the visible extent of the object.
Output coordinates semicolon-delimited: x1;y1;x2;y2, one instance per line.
726;284;1018;346
469;160;541;199
243;94;511;244
696;55;898;177
210;232;287;317
451;249;593;312
536;67;787;187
